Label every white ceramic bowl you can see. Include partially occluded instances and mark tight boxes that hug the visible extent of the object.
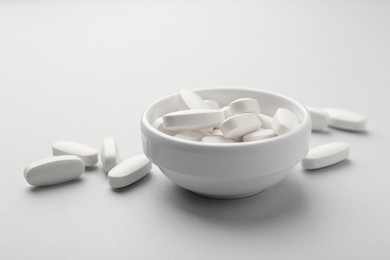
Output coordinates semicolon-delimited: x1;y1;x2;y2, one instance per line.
141;88;311;199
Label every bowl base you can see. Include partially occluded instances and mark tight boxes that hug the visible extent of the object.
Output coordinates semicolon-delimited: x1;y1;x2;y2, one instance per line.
160;167;291;200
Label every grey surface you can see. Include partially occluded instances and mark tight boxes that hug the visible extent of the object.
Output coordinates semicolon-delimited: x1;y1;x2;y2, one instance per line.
1;1;389;259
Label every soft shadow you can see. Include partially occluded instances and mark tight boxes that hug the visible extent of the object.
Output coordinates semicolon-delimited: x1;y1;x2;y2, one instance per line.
311;129;333;135
329;127;370;136
163;175;307;227
28;178;83;193
85;165;99;172
111;173;153;194
303;159;351;174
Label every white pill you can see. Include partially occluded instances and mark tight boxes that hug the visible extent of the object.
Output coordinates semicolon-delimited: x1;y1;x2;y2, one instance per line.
257;113;273;129
272;108;300;136
108;154;152;188
243;129;276;142
163;109;225;131
302;142;349;170
174;130;209;141
177;89;209;110
306;106;330;131
201;135;237;143
152;117;179;136
24;155;85;187
322;108;367;132
100;137;119;173
220;106;232;118
52;141;98;167
204;99;220;109
220;113;262;138
229;98;261;115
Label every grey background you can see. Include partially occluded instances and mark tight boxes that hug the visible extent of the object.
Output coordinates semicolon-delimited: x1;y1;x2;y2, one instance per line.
1;1;389;259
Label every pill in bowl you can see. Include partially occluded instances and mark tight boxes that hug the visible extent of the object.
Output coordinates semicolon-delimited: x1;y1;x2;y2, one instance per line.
141;88;311;199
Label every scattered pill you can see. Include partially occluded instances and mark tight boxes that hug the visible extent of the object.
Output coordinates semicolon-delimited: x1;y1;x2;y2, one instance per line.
108;154;152;188
229;98;261;116
163;109;225;131
306;106;330;132
204;99;220;109
52;141;98;167
272;108;300;136
243;129;276;142
322;108;367;132
177;89;209;110
220;113;262;138
101;137;119;173
152;117;179;136
174;130;209;141
257;113;273;129
24;155;85;187
302;142;350;170
201;135;237;143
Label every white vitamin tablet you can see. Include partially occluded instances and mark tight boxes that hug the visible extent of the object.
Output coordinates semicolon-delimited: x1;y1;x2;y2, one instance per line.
243;129;276;142
152;117;179;136
177;89;209;110
101;137;119;173
306;106;330;131
229;98;261;116
108;154;152;188
322;107;366;132
272;108;300;136
257;113;273;129
24;155;85;187
220;113;262;138
302;142;350;170
163;109;225;131
52;141;98;167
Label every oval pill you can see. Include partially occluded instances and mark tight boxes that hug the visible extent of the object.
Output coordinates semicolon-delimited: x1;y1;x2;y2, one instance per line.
322;107;367;132
152;117;179;136
302;142;349;170
229;98;261;116
272;108;300;136
24;155;85;187
101;137;119;173
243;129;276;142
52;141;98;167
257;113;273;129
306;106;330;131
177;89;209;110
108;154;152;188
220;113;262;138
163;109;225;131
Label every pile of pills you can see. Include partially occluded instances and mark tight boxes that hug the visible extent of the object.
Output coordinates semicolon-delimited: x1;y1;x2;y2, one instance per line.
153;89;301;144
23;89;368;189
153;89;368;171
23;139;151;188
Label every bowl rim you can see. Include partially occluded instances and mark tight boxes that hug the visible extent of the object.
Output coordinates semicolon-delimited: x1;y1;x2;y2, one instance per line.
141;87;310;147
